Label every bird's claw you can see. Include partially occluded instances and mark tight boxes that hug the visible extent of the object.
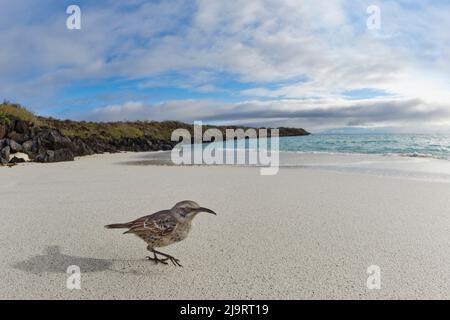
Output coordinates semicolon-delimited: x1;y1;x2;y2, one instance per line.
145;255;168;265
169;257;183;267
147;251;183;267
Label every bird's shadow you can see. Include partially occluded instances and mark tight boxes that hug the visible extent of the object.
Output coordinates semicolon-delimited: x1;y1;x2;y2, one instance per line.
12;245;156;276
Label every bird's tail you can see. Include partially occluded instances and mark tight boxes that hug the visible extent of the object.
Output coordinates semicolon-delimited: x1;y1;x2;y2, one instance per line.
104;222;131;229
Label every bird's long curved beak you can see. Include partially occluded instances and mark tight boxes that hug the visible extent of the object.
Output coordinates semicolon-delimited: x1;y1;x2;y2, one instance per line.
198;207;217;215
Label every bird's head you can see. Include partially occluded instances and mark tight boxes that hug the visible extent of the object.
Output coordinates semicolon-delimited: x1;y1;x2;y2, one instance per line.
172;200;217;220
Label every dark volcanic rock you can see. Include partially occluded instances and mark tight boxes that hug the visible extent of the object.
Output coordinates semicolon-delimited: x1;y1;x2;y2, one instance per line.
0;124;6;139
70;137;94;156
7;131;28;144
22;140;34;153
161;143;173;150
14;120;30;134
2;123;94;163
0;156;7;166
35;149;75;163
35;128;73;149
8;139;23;153
83;137;117;153
1;145;10;160
9;155;26;164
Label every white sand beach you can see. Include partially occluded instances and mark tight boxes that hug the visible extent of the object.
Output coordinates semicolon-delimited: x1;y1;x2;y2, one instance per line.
1;152;450;299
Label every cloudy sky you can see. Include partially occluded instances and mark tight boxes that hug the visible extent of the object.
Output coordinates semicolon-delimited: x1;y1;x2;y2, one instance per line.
1;0;449;132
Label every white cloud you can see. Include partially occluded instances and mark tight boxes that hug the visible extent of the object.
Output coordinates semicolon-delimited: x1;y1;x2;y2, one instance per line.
0;0;449;130
82;96;450;133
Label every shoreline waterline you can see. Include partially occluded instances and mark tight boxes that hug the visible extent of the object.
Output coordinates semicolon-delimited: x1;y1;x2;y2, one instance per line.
120;149;450;184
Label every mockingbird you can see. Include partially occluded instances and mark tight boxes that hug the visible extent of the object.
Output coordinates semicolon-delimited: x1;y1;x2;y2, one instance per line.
105;200;216;266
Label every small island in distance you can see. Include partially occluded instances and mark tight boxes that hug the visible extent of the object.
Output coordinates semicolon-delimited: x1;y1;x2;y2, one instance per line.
0;102;310;166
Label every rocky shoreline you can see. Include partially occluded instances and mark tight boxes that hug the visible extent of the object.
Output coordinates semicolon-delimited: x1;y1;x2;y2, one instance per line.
0;120;178;166
0;103;310;167
0;117;310;167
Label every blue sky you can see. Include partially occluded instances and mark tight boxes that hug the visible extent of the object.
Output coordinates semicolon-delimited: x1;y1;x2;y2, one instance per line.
1;0;450;132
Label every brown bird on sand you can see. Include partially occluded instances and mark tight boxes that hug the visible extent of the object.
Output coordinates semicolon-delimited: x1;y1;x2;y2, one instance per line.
105;200;216;267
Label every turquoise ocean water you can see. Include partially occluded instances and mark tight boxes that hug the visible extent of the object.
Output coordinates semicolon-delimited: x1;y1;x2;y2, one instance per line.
278;134;450;160
142;134;450;182
205;134;450;159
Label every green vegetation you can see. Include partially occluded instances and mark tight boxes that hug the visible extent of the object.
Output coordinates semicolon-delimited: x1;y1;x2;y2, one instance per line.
0;102;194;141
43;117;192;141
0;102;309;142
0;110;11;126
0;102;42;126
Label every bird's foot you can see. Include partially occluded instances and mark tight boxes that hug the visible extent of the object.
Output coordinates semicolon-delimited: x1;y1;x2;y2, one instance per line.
145;255;168;265
167;256;183;267
152;250;183;267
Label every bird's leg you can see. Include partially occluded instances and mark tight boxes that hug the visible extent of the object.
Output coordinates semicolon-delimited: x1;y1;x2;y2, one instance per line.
153;249;183;267
145;248;168;265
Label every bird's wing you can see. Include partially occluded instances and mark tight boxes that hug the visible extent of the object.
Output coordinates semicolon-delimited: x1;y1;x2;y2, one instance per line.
124;210;177;237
